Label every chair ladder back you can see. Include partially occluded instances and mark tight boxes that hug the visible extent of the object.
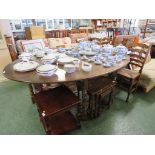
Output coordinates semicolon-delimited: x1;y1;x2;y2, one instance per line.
7;44;18;61
129;43;150;73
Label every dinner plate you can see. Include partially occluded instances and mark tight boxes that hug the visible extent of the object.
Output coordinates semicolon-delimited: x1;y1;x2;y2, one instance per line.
13;61;39;72
37;64;57;73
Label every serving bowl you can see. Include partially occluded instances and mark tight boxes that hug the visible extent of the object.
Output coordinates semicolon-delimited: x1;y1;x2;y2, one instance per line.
82;63;92;72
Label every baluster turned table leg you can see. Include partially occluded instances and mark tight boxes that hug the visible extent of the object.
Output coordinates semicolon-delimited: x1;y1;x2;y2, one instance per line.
28;84;35;104
76;80;89;120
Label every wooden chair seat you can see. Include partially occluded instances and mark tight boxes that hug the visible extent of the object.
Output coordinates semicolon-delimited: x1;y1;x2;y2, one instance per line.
117;68;140;79
34;85;80;117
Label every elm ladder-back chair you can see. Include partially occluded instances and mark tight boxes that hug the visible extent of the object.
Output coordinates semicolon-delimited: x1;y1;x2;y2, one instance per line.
117;43;150;102
34;85;81;134
6;44;40;103
99;38;111;45
7;44;18;61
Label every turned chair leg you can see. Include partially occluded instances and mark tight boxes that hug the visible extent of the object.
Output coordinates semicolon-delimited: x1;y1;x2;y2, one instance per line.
126;92;131;102
126;79;134;102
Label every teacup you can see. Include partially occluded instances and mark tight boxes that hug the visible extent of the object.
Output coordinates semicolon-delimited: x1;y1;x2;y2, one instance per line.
73;59;80;68
64;64;76;73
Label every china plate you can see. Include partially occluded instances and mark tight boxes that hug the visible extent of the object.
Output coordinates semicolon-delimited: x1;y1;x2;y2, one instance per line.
13;61;39;72
37;64;57;73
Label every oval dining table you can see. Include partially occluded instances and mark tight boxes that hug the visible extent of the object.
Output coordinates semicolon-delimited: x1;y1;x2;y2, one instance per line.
3;58;129;120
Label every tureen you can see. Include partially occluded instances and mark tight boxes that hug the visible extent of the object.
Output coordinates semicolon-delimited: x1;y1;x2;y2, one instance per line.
100;44;113;54
115;44;128;55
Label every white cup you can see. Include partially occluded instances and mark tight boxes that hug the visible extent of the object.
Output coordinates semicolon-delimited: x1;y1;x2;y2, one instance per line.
73;59;80;68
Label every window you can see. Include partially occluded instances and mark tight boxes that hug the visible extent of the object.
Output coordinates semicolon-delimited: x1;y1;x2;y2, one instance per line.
64;19;72;29
47;19;53;29
22;19;33;28
36;19;46;29
79;19;90;27
72;19;79;28
14;20;22;31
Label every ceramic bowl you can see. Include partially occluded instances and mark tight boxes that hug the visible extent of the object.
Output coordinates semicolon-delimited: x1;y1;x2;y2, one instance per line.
82;63;92;72
64;64;76;73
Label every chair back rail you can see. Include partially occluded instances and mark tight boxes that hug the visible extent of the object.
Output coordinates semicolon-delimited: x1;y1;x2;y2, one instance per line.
7;44;18;61
129;43;150;73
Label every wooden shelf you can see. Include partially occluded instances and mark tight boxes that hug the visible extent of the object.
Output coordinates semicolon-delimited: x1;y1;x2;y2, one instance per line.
34;86;80;117
41;111;81;135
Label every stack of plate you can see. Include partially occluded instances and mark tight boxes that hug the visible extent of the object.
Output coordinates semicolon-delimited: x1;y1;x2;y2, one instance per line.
13;61;39;72
18;52;33;61
36;64;57;76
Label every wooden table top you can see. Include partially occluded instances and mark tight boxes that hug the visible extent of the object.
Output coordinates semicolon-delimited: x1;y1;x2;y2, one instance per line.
3;58;129;84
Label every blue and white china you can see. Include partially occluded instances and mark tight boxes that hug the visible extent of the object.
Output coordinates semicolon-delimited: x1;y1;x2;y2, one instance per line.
34;49;45;58
115;44;128;55
64;64;76;73
101;44;113;55
19;52;33;61
73;59;80;68
81;55;88;60
95;59;102;65
58;48;66;53
103;62;112;67
36;64;57;76
92;44;100;52
82;62;92;72
41;54;58;64
13;61;39;72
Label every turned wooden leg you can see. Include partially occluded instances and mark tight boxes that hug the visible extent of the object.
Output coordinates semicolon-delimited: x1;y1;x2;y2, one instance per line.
28;84;35;104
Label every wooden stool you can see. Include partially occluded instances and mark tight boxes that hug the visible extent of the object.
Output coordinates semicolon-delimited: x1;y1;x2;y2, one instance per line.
34;85;81;135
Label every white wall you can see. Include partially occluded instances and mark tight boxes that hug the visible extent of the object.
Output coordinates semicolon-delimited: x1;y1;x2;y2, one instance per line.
0;19;14;44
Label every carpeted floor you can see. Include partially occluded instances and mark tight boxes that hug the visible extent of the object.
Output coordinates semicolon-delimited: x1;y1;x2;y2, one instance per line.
0;80;155;135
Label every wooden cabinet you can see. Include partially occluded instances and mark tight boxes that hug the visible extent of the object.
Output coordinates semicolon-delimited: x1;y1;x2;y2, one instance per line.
25;26;45;39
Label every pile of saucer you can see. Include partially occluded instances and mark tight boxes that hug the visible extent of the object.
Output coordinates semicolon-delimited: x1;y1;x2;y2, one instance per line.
36;64;57;76
18;52;33;61
13;61;39;72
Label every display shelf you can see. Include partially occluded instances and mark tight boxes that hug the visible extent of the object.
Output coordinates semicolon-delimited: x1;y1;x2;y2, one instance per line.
41;111;81;135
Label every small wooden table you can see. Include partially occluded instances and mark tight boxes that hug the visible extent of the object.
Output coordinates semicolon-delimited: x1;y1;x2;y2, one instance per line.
3;58;129;120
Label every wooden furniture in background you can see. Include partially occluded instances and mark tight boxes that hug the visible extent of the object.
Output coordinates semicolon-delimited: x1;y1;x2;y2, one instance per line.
70;29;79;34
117;43;150;102
79;29;87;33
25;26;45;39
98;38;111;45
34;85;81;134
